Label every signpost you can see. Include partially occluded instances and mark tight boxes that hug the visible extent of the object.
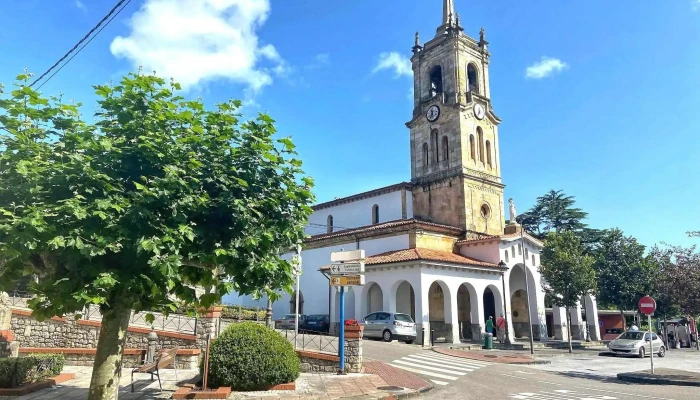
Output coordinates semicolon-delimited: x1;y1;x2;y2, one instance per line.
639;295;657;374
293;244;302;348
329;249;365;375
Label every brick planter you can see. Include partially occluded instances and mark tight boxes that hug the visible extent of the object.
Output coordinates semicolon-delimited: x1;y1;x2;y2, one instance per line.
344;325;364;339
173;385;231;399
0;373;75;397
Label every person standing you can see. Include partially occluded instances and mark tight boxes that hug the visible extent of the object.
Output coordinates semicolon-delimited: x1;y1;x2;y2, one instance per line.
496;313;506;343
486;316;494;336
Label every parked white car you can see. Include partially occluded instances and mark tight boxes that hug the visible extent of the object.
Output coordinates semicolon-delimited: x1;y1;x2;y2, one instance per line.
607;330;666;358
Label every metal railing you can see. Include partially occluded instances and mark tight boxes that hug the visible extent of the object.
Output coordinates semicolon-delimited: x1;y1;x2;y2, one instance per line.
277;328;339;354
7;291;31;308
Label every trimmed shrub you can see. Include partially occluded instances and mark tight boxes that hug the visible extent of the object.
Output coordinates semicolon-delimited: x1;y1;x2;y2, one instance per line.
0;354;65;388
204;322;299;390
220;305;266;321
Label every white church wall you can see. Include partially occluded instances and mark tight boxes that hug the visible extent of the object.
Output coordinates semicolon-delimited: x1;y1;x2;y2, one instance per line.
458;242;500;264
223;234;410;319
308;190;405;233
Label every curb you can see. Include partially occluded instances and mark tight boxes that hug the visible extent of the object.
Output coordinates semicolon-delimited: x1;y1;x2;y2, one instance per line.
433;348;551;365
617;373;700;387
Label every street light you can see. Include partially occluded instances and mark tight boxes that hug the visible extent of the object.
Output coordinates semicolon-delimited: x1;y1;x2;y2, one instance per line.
499;260;511;345
521;228;535;355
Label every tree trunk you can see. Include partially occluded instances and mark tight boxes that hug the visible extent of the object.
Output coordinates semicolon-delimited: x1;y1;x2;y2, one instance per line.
88;301;132;400
566;308;573;353
619;308;626;331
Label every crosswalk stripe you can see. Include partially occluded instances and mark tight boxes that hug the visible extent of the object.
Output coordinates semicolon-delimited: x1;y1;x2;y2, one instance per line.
419;352;491;364
415;353;490;367
430;379;449;386
403;355;480;370
401;356;475;372
392;359;467;375
388;363;459;380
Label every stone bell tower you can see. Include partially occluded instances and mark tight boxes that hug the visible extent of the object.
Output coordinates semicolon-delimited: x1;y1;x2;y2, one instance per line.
406;0;505;236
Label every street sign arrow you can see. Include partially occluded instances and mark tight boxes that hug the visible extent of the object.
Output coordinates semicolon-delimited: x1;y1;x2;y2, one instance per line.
330;275;365;286
331;250;365;262
330;262;365;275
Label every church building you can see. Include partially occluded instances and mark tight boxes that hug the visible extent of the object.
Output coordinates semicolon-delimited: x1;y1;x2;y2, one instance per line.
228;0;601;345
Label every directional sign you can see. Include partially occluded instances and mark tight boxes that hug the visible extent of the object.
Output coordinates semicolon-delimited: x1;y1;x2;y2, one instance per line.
639;296;656;316
330;262;365;275
330;275;365;286
331;249;365;263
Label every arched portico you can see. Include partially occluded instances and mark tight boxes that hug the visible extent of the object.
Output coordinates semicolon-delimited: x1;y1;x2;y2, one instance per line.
457;282;478;340
427;280;453;343
393;280;416;320
366;282;384;315
509;263;547;340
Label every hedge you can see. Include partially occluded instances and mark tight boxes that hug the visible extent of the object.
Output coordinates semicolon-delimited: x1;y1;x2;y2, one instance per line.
220;305;266;321
0;354;65;388
203;322;299;390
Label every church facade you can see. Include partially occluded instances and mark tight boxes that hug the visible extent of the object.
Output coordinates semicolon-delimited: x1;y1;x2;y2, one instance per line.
227;0;601;344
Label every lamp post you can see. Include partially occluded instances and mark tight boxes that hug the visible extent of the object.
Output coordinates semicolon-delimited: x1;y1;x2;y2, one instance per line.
499;260;511;345
521;228;535;355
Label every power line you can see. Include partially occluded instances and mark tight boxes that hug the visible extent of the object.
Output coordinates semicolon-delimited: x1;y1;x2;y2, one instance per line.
30;0;131;88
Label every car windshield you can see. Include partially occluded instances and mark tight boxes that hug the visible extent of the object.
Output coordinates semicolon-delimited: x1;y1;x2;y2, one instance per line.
618;331;644;340
394;313;414;323
307;315;327;321
282;314;297;320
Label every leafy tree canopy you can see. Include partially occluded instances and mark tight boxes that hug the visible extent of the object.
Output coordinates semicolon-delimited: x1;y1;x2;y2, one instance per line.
0;71;314;318
540;231;596;308
649;242;700;317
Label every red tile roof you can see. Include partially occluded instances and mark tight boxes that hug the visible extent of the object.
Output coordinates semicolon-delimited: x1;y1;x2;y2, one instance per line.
306;218;462;243
322;248;499;269
456;231;544;247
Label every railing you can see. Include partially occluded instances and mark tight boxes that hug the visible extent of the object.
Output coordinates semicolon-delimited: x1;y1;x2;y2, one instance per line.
7;290;31;308
277;328;339;354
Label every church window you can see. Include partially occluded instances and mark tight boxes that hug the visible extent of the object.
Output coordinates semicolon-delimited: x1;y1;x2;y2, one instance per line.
429;66;443;97
477;127;485;164
422;143;429;166
467;63;479;94
525;248;529;261
469;135;476;161
511;246;515;258
441;136;449;162
372;204;379;224
431;129;439;164
486;140;492;168
480;204;490;219
505;251;509;263
532;254;536;266
518;243;522;255
327;215;333;233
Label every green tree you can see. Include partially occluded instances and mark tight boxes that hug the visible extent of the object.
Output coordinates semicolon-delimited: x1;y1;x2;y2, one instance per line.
516;190;604;249
539;231;596;353
0;72;314;400
593;229;656;328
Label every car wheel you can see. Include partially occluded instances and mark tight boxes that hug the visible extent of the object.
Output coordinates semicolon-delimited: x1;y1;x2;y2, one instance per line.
638;347;645;358
404;340;414;345
658;346;666;358
383;330;393;342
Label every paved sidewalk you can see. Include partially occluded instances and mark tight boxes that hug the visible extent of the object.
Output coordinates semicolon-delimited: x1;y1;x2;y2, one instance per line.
0;366;198;400
617;368;700;386
433;348;549;364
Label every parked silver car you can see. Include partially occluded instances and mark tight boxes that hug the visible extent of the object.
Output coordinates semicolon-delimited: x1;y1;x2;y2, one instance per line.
275;314;305;330
607;330;666;358
361;312;416;344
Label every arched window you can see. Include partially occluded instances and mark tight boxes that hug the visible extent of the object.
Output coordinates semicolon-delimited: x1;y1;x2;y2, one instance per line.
477;127;485;164
511;246;515;258
422;143;429;166
505;251;509;263
441;136;449;162
532;254;536;266
467;64;479;94
372;204;379;224
429;66;443;97
327;215;333;233
518;243;522;255
485;140;492;168
525;248;529;260
431;129;439;164
469;135;476;161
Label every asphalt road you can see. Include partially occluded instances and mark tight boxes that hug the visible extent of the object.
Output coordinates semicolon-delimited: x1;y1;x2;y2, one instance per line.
362;340;700;399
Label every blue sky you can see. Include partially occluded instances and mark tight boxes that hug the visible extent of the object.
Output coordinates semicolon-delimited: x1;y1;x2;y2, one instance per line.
1;0;699;248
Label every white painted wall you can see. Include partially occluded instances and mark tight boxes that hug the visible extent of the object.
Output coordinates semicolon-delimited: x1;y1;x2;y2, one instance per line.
223;234;410;319
307;190;406;235
459;242;500;264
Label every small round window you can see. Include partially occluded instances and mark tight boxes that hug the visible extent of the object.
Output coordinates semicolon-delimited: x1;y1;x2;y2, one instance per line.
513;311;519;318
480;204;491;219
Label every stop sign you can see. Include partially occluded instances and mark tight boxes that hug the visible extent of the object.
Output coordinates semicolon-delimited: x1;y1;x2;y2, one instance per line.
638;296;656;315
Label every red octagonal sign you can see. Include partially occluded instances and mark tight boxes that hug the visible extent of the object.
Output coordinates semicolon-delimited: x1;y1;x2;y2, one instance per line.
639;296;656;315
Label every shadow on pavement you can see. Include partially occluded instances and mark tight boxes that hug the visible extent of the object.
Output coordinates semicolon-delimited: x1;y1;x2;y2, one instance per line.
551;371;633;386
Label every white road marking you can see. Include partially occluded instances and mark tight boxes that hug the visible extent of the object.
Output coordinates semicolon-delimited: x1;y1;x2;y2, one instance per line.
573;386;675;400
401;356;474;372
430;379;449;386
537;381;562;386
408;353;489;368
515;370;537;375
391;359;467;375
501;373;527;380
388;363;458;380
419;352;491;367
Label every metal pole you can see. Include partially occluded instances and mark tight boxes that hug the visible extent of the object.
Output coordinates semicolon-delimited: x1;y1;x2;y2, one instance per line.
338;286;346;374
294;244;301;348
649;313;654;374
521;228;535;355
501;270;511;345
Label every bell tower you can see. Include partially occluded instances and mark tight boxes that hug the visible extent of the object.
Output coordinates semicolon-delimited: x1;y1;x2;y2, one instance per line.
406;0;505;236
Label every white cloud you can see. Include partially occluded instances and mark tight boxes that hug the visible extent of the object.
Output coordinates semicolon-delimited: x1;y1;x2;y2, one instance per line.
693;0;700;11
372;52;412;78
305;53;331;70
110;0;285;94
525;56;568;79
75;0;86;11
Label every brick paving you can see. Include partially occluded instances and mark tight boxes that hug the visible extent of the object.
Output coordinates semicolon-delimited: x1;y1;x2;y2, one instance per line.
362;361;431;391
433;348;541;364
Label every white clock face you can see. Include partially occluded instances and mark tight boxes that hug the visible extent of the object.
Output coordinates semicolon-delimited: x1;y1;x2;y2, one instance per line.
426;105;440;122
474;103;485;120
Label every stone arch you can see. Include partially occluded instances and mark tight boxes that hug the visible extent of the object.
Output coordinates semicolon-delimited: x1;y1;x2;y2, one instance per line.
333;288;356;326
364;282;384;316
429;64;443;97
483;284;503;335
457;282;479;340
428;280;452;341
392;280;416;320
509;263;538;338
467;63;480;94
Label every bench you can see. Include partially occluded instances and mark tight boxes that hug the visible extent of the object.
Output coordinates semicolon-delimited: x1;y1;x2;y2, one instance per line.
131;347;179;392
